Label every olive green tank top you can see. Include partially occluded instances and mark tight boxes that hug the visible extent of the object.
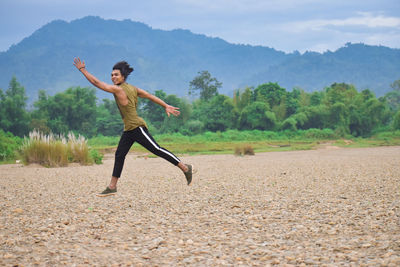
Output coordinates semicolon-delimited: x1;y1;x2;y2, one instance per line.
114;83;147;131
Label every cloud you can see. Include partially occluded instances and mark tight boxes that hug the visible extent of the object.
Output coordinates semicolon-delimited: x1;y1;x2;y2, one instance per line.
282;12;400;33
259;11;400;52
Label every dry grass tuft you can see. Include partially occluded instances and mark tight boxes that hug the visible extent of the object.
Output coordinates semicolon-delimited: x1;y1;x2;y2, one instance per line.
234;144;255;156
243;145;255;155
21;130;92;167
67;132;91;165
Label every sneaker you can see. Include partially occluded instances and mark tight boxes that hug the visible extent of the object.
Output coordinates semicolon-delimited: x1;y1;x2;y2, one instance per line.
96;187;117;197
184;164;195;185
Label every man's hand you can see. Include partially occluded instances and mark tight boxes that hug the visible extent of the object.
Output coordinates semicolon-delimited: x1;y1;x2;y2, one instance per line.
73;58;86;71
165;105;180;117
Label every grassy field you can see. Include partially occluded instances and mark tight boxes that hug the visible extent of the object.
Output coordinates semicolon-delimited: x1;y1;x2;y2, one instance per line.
2;129;399;165
88;129;400;156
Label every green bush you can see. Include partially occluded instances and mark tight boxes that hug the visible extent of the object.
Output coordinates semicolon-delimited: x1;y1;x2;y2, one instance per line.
373;130;400;139
0;130;22;161
302;128;337;139
89;149;103;164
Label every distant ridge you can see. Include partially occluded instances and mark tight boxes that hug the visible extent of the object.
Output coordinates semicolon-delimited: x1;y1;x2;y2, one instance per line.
0;16;399;102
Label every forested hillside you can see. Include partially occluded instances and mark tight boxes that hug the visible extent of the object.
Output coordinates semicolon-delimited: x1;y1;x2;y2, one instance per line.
249;43;400;93
0;16;399;102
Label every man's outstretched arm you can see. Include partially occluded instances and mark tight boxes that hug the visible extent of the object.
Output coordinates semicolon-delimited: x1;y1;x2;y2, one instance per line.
73;57;128;105
137;88;180;117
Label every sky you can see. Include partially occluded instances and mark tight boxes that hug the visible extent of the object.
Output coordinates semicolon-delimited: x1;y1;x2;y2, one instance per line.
1;0;399;53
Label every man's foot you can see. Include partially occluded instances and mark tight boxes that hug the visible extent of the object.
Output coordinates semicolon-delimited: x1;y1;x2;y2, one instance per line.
184;164;195;185
96;186;117;197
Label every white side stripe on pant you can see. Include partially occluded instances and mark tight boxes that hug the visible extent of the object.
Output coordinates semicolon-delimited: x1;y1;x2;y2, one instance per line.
139;127;181;163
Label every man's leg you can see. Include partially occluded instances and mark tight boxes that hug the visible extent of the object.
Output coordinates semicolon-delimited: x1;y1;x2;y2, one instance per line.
135;127;195;184
108;176;119;190
112;131;136;180
97;131;135;196
135;127;181;165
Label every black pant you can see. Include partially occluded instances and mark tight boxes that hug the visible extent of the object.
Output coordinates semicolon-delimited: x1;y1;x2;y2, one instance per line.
112;127;180;178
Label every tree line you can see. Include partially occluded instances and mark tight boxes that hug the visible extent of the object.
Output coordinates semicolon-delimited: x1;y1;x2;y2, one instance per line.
1;72;400;138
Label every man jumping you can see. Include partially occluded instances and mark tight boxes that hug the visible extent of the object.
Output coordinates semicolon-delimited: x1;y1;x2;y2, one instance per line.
73;58;195;196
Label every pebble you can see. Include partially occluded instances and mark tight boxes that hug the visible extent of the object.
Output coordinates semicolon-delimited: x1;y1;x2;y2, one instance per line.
13;208;23;214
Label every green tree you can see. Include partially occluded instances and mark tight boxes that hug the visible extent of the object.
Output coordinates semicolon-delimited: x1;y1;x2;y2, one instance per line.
160;95;191;133
393;110;400;130
273;95;287;121
96;99;124;136
322;83;359;134
324;83;357;106
140;90;167;129
347;89;391;136
31;87;97;136
383;80;400;112
292;112;308;129
192;95;237;132
253;82;286;108
239;101;276;130
139;90;191;133
309;91;324;106
0;77;30;137
360;98;389;135
233;86;253;112
281;117;297;131
189;71;222;101
391;79;400;91
296;105;329;130
29;118;51;134
285;88;301;117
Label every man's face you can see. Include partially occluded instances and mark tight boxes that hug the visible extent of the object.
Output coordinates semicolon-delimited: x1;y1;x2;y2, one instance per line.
111;69;125;85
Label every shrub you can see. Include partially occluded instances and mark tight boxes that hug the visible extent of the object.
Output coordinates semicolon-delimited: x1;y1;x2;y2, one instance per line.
21;131;68;167
20;130;96;167
243;145;255;155
234;144;255;156
334;126;349;137
373;130;400;141
67;132;91;165
89;149;103;164
234;146;242;156
302;128;337;139
0;130;22;161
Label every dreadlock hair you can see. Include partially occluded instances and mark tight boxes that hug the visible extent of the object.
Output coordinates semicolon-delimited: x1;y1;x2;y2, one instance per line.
113;61;134;80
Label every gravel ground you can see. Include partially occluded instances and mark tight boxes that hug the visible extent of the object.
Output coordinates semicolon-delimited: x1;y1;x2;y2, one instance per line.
1;146;400;266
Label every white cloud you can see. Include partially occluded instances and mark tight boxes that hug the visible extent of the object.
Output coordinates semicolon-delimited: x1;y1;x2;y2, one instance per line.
282;12;400;33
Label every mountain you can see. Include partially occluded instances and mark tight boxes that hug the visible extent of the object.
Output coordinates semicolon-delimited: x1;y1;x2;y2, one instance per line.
249;43;400;93
0;16;399;103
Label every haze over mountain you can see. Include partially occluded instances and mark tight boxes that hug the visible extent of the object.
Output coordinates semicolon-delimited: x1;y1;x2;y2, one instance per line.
0;16;399;102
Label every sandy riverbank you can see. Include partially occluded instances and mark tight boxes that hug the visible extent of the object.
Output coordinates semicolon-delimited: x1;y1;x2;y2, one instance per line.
1;146;399;266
